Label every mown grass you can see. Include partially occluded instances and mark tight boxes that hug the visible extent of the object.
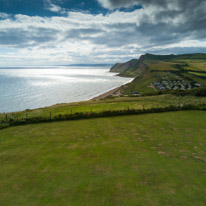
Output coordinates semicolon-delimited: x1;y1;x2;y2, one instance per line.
0;111;206;206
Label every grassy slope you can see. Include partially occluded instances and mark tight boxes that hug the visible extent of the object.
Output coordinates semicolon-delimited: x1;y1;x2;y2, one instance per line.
189;72;206;77
110;59;140;77
1;94;206;122
122;69;157;94
119;54;206;95
149;62;178;72
0;111;206;206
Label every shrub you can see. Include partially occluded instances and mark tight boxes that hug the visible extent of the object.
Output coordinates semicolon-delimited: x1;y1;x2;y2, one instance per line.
194;87;206;97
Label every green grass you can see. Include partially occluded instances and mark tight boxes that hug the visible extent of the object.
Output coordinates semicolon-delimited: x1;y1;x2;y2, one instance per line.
121;70;158;94
183;73;206;86
186;62;206;72
171;59;206;72
149;62;178;72
119;54;206;94
120;67;142;77
0;111;206;205
189;72;206;77
1;94;206;122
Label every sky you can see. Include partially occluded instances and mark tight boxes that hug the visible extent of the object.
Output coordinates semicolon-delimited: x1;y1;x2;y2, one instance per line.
0;0;206;66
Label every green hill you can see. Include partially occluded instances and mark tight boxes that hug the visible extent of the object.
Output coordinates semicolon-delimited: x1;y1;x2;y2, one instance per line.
109;53;206;95
110;59;140;77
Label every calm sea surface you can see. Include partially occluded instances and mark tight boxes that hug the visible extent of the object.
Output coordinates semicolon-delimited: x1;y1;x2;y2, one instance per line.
0;66;132;113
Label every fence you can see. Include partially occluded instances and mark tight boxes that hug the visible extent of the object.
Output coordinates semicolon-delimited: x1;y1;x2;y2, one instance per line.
0;103;206;130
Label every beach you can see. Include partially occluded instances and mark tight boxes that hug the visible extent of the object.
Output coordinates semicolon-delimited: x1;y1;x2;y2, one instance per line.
91;86;121;100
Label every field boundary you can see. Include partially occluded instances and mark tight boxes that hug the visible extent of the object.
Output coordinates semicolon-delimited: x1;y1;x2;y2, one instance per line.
0;104;206;130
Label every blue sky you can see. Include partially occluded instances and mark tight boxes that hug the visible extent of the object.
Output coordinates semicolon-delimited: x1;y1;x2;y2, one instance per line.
0;0;107;16
0;0;206;66
0;0;142;16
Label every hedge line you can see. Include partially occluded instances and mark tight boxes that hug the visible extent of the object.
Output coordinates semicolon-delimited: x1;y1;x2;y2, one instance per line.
0;104;205;130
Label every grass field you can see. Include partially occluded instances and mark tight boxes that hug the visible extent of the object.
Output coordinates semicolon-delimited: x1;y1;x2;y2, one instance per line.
149;62;178;72
173;60;206;72
121;70;159;94
0;111;206;206
189;72;206;77
1;94;206;122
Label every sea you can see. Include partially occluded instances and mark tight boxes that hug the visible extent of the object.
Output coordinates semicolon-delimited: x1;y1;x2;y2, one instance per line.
0;66;133;113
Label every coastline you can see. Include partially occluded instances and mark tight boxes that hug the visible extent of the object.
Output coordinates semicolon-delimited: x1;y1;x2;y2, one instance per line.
91;77;134;100
0;69;133;113
0;83;131;114
91;86;121;100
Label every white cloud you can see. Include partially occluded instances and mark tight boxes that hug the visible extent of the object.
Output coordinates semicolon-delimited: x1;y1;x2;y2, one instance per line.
48;4;62;13
97;0;139;9
44;0;66;14
0;2;205;66
0;12;9;19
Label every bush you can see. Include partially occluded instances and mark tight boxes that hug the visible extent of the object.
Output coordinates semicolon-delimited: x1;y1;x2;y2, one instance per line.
1;103;206;130
194;87;206;97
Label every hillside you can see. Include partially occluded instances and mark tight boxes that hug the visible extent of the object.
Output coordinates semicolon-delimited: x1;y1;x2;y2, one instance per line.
109;53;206;95
1;94;206;127
110;59;140;77
0;111;206;205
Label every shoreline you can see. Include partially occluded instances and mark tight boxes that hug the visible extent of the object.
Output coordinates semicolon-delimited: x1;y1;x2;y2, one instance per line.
91;86;121;100
0;85;122;113
0;75;134;113
91;78;134;100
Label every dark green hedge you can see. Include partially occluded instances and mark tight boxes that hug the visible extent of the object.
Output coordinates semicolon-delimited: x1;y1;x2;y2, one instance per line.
0;104;203;130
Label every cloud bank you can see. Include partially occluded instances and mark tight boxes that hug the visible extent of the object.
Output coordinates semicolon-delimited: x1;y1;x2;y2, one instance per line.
0;0;206;66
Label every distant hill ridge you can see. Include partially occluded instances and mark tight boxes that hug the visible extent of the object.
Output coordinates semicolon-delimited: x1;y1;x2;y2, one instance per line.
110;53;206;77
110;59;139;76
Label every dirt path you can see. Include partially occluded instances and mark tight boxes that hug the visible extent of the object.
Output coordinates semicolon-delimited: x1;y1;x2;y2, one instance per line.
148;83;157;91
